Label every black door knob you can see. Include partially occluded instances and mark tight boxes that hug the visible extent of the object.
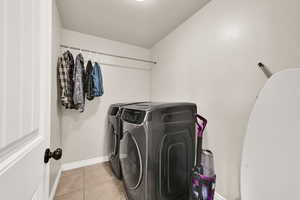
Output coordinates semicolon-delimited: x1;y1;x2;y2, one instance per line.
44;148;62;164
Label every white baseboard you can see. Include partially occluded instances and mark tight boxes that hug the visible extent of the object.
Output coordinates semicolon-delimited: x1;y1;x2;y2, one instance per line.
215;193;226;200
49;168;62;200
61;156;109;171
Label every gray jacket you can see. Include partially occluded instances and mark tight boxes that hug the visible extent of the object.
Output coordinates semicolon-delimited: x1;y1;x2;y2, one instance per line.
73;54;85;112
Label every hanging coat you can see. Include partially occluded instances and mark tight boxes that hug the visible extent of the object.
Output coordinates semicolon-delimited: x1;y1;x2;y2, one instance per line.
73;53;85;112
57;56;72;108
85;60;94;101
63;50;75;105
57;50;75;109
92;62;104;97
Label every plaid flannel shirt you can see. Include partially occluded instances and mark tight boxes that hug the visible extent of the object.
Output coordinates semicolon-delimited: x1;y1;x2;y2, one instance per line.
57;51;75;109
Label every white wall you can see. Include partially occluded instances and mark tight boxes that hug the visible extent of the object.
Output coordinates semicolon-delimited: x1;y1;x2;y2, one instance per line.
50;0;62;194
60;29;151;164
150;0;300;199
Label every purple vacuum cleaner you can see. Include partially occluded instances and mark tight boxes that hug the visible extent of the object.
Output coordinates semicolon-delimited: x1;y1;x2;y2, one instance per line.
191;114;216;200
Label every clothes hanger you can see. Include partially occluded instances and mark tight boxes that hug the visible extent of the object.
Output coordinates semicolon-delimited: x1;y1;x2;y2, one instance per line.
91;51;96;65
94;52;100;65
91;52;96;65
89;51;92;62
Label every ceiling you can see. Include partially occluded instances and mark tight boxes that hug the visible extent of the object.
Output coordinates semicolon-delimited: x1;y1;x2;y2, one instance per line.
56;0;210;48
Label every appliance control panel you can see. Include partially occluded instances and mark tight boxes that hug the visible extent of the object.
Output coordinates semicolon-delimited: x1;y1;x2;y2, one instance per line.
122;109;146;124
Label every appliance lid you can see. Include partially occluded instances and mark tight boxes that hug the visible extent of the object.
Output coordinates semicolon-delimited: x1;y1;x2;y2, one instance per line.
108;102;149;116
123;102;196;111
241;69;300;200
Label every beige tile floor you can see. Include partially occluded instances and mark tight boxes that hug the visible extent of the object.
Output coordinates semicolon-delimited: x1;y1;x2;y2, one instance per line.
55;162;127;200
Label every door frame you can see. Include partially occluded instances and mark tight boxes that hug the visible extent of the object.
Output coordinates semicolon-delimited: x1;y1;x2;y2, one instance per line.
40;0;53;199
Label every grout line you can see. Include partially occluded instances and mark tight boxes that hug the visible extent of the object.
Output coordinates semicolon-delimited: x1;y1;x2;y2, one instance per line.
58;162;128;199
83;166;86;200
54;168;86;199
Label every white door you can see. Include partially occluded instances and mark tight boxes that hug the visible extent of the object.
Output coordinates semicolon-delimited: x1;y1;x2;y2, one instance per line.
241;69;300;200
0;0;52;199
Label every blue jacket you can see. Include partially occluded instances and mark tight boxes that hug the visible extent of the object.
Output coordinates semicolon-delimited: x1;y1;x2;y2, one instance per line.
92;62;104;97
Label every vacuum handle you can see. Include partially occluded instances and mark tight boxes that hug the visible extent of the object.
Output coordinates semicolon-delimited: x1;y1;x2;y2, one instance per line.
196;114;207;137
195;114;208;166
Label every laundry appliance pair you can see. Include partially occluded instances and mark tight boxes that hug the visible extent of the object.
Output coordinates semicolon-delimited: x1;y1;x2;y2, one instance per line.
108;102;197;200
107;102;144;179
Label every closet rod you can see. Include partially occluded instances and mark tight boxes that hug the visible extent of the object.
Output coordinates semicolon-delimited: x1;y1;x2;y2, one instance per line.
60;44;157;64
258;62;272;78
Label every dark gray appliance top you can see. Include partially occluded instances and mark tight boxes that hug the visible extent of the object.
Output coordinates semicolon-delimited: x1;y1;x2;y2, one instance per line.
108;102;149;116
122;102;196;112
109;101;149;108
